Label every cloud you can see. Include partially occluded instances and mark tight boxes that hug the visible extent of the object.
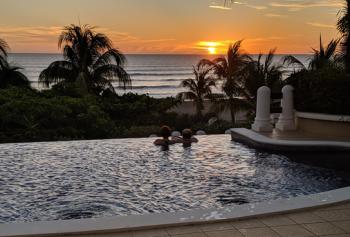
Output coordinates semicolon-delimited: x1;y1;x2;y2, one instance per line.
265;13;287;18
209;1;267;11
208;5;232;10
247;5;267;10
0;25;178;53
307;22;335;28
269;0;343;11
0;26;62;43
247;36;287;43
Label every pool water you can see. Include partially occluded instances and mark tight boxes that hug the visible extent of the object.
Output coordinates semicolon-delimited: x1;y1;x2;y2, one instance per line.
0;135;349;223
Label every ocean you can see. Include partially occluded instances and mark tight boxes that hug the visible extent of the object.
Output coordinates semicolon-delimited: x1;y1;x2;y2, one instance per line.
8;54;309;98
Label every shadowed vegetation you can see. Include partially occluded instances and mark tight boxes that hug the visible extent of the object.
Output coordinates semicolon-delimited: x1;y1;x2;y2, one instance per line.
240;48;283;106
39;25;131;96
0;38;9;60
193;44;284;124
202;40;251;124
0;38;30;89
284;36;341;71
337;0;350;72
177;60;217;119
284;36;350;115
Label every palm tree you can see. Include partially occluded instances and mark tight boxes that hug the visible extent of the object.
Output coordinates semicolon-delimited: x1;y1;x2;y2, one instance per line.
337;0;350;72
284;36;340;71
211;79;251;124
204;40;251;124
0;38;30;89
177;60;217;119
241;49;284;106
0;39;8;54
0;38;9;68
39;24;131;95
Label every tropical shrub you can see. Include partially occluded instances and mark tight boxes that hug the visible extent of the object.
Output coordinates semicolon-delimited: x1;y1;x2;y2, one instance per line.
285;68;350;115
1;87;228;143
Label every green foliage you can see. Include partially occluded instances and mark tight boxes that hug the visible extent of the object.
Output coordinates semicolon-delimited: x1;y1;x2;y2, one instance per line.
0;87;207;142
285;68;350;115
0;87;116;142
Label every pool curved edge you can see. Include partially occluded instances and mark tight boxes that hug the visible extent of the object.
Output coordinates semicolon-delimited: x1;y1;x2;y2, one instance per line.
1;187;350;237
231;128;350;152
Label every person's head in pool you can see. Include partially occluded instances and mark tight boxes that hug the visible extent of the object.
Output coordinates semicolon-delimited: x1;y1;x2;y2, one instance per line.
154;126;175;149
182;129;198;147
160;125;171;139
182;129;192;140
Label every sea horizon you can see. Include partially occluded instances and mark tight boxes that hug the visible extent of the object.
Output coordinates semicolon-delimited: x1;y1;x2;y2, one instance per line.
8;52;313;56
8;53;309;98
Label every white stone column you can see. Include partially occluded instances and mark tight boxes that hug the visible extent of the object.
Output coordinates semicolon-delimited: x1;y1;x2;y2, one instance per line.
252;86;273;132
276;85;296;131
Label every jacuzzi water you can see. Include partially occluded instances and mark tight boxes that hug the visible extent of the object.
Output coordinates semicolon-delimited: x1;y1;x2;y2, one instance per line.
0;135;349;223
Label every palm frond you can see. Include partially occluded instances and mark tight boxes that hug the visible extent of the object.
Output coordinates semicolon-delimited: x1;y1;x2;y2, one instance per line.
176;91;197;101
93;64;131;89
308;36;340;70
325;38;340;59
93;48;126;69
337;1;350;34
283;55;306;70
39;61;76;87
0;64;30;88
0;38;9;57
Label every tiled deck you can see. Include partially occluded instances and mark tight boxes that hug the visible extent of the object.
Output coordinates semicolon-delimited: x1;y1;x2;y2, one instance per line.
54;201;350;237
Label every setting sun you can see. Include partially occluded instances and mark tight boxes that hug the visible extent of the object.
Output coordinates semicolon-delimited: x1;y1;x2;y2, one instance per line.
196;41;228;54
208;47;217;54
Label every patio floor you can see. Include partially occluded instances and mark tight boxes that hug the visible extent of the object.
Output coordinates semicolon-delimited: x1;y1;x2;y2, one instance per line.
53;201;350;237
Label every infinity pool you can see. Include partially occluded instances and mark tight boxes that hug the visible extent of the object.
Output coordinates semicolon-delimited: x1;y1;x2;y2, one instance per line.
1;135;349;223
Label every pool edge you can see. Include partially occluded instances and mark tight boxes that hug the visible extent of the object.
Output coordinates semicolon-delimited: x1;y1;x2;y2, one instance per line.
230;128;350;152
1;187;350;237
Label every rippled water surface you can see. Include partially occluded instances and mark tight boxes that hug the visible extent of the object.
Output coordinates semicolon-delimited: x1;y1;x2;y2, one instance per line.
1;135;350;223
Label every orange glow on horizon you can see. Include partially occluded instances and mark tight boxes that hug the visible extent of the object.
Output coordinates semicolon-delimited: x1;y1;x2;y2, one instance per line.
195;41;230;55
0;0;339;54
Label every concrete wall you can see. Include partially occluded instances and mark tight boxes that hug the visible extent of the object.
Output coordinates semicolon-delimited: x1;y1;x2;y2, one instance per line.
296;112;350;139
168;100;248;122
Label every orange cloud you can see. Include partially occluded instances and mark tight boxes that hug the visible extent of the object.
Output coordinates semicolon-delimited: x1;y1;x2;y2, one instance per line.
307;22;335;28
270;0;343;11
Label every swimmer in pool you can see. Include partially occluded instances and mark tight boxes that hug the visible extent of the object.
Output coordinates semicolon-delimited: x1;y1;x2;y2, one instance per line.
180;129;198;147
153;126;176;150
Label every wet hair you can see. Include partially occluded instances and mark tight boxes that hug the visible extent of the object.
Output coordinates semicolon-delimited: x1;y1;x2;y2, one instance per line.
182;129;192;139
160;126;171;138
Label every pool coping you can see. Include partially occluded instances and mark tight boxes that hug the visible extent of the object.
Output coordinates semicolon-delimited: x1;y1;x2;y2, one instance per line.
230;128;350;152
1;187;350;237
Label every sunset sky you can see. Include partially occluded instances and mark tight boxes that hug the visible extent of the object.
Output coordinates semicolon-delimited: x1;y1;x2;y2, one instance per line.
0;0;343;54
